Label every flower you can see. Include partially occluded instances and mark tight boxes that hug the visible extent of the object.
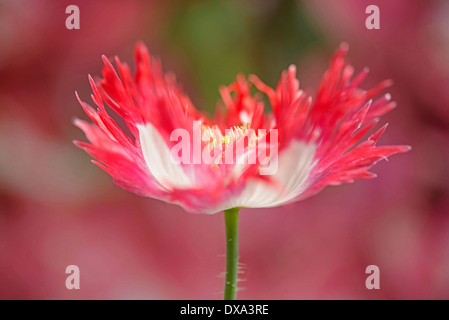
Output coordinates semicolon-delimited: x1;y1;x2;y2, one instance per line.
74;42;409;214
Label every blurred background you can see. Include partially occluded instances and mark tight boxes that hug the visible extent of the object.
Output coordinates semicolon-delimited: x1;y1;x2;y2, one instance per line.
0;0;448;299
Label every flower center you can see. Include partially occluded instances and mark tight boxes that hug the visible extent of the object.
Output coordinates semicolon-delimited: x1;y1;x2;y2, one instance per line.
201;123;260;150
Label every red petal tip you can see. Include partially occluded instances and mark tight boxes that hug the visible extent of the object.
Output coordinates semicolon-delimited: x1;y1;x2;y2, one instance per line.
72;117;82;126
75;91;82;102
403;145;412;152
339;42;350;52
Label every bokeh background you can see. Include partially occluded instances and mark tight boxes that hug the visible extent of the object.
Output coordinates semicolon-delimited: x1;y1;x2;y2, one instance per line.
0;0;448;299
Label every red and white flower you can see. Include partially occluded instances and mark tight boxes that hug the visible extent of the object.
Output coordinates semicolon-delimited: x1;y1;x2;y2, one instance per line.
75;42;409;214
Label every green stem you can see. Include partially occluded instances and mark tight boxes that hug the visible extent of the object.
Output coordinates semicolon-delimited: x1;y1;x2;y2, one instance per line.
224;207;240;300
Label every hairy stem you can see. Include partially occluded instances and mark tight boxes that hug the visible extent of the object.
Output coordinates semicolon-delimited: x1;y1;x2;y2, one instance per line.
224;207;240;300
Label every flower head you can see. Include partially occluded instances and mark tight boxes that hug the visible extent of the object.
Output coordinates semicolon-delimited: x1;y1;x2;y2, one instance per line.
75;42;409;214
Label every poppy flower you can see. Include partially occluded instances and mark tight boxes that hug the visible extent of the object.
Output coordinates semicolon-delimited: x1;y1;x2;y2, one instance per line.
75;42;409;214
74;42;409;299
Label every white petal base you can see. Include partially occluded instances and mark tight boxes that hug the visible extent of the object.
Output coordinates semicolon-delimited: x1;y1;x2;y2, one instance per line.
139;123;316;213
211;140;316;213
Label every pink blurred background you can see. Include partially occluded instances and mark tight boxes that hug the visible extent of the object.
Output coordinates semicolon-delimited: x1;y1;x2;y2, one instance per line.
0;0;448;299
